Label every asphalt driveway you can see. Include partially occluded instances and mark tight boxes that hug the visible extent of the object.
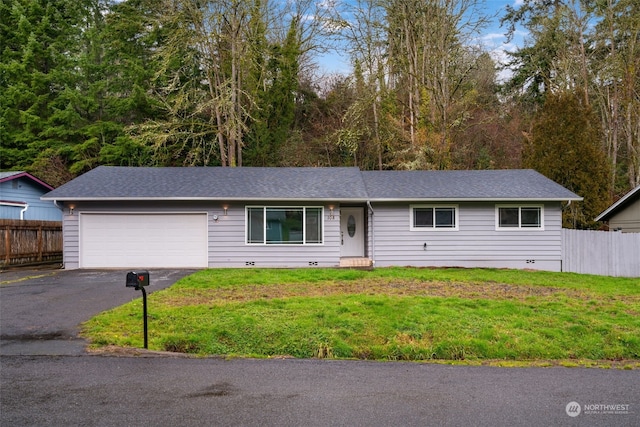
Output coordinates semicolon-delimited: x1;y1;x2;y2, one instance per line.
0;267;196;355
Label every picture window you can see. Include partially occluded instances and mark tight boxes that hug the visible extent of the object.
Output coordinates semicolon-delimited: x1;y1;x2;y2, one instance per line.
247;206;323;244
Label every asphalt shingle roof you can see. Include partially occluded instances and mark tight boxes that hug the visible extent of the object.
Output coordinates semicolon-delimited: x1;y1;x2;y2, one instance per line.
42;166;582;201
362;169;581;201
42;166;368;201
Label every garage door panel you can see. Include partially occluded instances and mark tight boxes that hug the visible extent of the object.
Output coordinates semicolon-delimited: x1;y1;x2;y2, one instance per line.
80;213;208;268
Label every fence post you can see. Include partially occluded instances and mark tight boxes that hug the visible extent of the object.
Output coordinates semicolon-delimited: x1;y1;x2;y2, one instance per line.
37;225;43;262
4;227;10;265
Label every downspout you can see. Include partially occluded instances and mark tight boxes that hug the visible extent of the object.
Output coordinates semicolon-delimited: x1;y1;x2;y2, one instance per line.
367;201;375;266
0;201;28;220
20;203;29;220
53;200;65;215
561;200;572;273
563;199;573;230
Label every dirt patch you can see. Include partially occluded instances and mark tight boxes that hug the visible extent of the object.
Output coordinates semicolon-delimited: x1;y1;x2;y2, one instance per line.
157;279;618;307
86;345;198;358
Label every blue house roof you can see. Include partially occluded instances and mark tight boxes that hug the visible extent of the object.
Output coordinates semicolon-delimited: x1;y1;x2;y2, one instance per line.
0;171;54;191
1;171;61;221
42;166;582;202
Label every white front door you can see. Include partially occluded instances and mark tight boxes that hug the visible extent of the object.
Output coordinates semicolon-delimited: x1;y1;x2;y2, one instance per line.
340;207;364;257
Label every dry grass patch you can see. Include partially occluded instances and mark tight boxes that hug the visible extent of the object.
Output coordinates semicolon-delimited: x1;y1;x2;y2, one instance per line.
157;278;623;307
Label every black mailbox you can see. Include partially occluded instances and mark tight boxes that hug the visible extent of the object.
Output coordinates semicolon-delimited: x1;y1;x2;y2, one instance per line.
126;271;149;288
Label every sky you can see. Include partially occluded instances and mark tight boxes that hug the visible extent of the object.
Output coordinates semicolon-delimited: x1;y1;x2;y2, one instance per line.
314;0;527;80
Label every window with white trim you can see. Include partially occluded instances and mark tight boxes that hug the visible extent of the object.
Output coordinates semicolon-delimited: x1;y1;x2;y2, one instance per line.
247;206;323;244
410;205;458;230
496;205;543;229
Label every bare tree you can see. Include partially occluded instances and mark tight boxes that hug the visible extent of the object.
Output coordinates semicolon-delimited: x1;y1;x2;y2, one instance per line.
385;0;490;169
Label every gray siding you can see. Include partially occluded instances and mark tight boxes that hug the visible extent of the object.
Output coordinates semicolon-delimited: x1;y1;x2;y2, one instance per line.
62;209;79;269
369;202;563;271
608;197;640;233
62;200;564;271
62;201;341;269
209;203;341;268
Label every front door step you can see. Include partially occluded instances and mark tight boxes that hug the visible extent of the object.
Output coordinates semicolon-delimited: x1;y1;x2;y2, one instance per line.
339;257;373;268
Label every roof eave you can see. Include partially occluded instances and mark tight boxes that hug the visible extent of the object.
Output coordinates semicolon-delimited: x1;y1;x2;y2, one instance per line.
368;197;583;202
595;185;640;221
42;196;583;203
40;196;371;203
1;172;55;191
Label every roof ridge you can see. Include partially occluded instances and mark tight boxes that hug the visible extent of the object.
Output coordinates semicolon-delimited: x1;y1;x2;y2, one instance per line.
42;167;581;201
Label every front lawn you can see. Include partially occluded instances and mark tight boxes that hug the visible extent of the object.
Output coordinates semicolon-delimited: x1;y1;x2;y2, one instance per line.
82;268;640;366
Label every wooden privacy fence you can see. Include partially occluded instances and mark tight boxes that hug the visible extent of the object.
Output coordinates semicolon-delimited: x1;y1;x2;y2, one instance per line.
562;228;640;277
0;219;62;268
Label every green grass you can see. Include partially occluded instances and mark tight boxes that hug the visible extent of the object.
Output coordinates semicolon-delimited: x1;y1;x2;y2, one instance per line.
82;268;640;366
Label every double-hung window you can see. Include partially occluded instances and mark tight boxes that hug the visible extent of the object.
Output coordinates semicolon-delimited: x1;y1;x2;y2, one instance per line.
496;205;543;229
410;205;458;231
247;206;323;244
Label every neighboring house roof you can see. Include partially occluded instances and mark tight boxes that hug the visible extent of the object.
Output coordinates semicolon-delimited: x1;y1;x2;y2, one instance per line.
595;185;640;222
42;166;582;202
0;171;55;191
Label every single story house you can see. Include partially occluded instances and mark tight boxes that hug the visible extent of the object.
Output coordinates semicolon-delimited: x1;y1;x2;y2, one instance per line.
0;171;62;221
41;166;582;271
595;185;640;233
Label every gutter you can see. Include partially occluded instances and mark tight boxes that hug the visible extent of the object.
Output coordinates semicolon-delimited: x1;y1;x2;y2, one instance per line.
41;196;584;203
0;201;29;220
40;196;373;203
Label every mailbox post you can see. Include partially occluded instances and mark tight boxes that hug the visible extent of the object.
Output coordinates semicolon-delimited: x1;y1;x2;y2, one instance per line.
126;271;150;349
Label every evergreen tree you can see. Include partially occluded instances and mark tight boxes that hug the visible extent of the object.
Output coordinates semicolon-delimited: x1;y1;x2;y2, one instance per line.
524;91;610;229
0;0;161;184
0;0;83;180
244;18;301;166
87;0;163;168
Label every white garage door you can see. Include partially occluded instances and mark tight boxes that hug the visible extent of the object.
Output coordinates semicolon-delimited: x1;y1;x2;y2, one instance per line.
80;213;208;268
